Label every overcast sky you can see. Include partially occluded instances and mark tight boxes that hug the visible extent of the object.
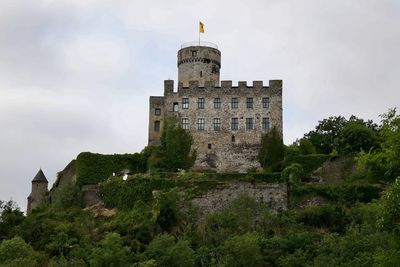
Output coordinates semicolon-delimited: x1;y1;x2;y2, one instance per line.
0;0;399;211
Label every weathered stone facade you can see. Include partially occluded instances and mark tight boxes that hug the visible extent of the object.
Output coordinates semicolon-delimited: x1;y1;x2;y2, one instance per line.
149;43;283;172
192;182;287;215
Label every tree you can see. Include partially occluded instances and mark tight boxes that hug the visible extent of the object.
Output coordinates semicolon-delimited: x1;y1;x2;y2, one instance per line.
0;200;24;241
0;236;46;266
89;233;132;267
151;117;196;172
259;127;284;170
337;121;379;154
298;138;316;155
220;233;263;267
145;234;195;267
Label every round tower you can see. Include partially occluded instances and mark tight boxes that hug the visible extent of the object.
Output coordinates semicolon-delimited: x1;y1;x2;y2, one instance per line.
177;41;221;87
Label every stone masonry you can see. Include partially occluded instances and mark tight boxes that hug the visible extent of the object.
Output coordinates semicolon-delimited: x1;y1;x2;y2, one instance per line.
149;42;283;172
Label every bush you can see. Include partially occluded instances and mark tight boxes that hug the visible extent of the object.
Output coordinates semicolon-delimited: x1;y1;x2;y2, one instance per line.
259;127;284;170
284;154;330;175
76;152;147;185
0;236;46;266
220;233;263;267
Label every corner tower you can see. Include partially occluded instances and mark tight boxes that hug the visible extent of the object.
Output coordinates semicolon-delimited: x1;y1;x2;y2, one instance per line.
27;169;48;213
177;42;221;87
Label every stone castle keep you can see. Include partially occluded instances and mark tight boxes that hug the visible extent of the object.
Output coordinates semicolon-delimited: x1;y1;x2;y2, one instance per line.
149;42;283;172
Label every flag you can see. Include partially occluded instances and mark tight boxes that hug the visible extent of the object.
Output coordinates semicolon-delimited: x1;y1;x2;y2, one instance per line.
199;21;204;33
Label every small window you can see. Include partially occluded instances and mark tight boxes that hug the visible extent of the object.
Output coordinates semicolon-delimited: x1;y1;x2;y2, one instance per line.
198;98;205;109
154;121;160;132
246;118;253;130
231;98;238;109
246;98;253;109
173;102;179;112
231;118;238;130
182;118;189;130
262;117;270;131
214;98;221;109
192;51;197;57
155;108;161;116
263;97;270;109
231;135;236;143
200;71;203;77
182;98;189;109
208;144;212;149
213;118;221;131
197;118;205;131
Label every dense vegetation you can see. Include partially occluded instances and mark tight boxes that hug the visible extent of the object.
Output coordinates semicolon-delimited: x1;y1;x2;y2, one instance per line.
1;109;400;266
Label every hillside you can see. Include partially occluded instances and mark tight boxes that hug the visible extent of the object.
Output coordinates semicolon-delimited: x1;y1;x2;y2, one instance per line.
0;109;399;266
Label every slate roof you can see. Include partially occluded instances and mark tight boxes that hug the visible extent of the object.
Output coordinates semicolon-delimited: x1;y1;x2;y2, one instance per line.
32;169;48;183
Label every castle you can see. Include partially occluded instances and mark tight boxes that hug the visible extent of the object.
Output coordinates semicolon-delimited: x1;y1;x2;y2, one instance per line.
148;41;283;172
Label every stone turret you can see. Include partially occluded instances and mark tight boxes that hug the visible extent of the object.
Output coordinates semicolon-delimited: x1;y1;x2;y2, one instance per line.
177;41;221;87
27;169;48;213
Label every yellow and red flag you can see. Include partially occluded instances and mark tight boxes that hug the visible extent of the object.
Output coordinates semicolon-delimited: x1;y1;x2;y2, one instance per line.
199;21;204;33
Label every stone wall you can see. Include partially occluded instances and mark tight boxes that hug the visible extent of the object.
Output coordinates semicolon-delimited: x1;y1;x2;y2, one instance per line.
192;182;287;215
150;79;283;172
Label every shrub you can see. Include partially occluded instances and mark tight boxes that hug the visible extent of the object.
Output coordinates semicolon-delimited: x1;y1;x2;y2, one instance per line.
259;127;284;170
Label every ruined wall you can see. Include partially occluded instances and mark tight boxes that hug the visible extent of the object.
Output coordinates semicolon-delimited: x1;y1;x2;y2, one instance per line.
148;96;165;145
192;182;287;215
156;79;283;172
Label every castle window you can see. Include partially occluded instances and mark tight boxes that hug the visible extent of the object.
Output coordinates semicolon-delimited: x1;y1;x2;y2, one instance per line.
262;117;270;131
208;144;212;149
197;118;205;131
214;98;221;109
231;98;238;109
231;135;236;142
173;102;179;112
200;71;203;77
246;118;253;130
154;121;160;132
198;98;205;109
213;118;221;131
246;98;253;109
182;98;189;109
182;118;189;130
192;51;197;57
231;118;238;130
263;97;270;108
155;108;161;116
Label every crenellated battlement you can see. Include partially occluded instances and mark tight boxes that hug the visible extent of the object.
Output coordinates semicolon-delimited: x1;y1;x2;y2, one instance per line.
164;79;282;95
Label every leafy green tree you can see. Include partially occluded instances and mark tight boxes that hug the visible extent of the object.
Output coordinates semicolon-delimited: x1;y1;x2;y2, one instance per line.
220;232;263;267
298;138;316;155
151;117;196;172
0;200;24;241
259;127;284;170
338;121;379;154
145;234;195;267
89;232;132;267
0;236;47;266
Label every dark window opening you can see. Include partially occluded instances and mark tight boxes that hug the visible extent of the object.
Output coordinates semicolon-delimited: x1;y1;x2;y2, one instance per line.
173;102;178;112
231;98;238;109
231;118;238;130
200;71;203;77
246;118;254;130
208;144;212;149
154;121;160;132
246;97;253;109
155;108;161;116
182;98;189;109
214;97;221;109
231;135;235;142
197;118;205;131
182;118;189;130
198;98;205;109
262;117;270;131
213;118;221;131
263;97;270;108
